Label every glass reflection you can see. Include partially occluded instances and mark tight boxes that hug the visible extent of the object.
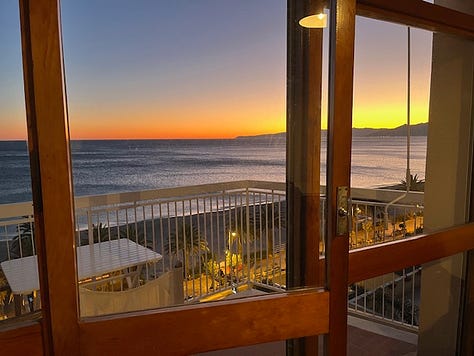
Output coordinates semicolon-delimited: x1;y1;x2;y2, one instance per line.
60;0;288;316
0;1;39;322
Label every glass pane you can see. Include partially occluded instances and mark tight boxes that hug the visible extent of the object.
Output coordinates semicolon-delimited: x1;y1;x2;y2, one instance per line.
60;0;289;317
419;29;474;355
0;1;40;322
351;14;474;354
348;16;431;352
348;266;420;353
286;4;330;295
350;17;430;249
320;21;330;265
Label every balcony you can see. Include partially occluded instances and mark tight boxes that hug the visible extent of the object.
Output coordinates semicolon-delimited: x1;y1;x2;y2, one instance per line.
0;180;423;336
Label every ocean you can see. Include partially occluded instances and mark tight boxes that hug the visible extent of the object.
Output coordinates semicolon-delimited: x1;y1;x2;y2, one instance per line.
0;136;427;204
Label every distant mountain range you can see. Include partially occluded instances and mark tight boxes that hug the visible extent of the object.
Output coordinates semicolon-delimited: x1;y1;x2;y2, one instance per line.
235;122;428;140
351;122;428;137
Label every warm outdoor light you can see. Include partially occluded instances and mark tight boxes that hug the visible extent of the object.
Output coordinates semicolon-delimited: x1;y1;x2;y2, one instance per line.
299;12;327;28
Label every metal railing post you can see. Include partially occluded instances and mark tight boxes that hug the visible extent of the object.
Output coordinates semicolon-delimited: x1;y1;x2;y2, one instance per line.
246;185;251;288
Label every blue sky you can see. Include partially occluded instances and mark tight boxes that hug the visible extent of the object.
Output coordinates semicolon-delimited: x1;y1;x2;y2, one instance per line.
0;1;432;139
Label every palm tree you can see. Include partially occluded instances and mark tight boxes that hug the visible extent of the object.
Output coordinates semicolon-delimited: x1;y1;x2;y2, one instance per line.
92;222;111;243
164;221;209;278
225;208;248;258
84;223;151;248
226;203;285;258
253;203;285;256
119;225;152;249
10;220;35;258
400;174;425;192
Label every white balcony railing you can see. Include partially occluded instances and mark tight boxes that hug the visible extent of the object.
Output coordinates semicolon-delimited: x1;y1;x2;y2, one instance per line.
0;181;423;328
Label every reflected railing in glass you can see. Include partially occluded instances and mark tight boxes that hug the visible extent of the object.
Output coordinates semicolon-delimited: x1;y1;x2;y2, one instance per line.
0;202;37;320
0;181;425;319
349;266;421;330
74;180;287;317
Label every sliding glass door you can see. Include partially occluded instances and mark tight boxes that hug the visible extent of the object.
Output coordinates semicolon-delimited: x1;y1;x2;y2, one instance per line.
3;1;473;355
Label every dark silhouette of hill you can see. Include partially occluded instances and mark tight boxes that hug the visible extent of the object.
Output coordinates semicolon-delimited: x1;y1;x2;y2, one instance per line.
234;132;286;143
235;122;427;141
352;123;428;137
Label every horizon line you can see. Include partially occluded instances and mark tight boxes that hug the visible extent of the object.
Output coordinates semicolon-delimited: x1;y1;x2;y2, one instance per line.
0;122;429;141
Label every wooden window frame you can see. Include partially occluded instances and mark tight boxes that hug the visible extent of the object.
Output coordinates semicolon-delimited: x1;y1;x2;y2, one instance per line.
357;0;474;40
2;0;474;355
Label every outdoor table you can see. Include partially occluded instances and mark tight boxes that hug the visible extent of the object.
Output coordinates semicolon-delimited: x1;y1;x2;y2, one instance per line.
0;239;162;314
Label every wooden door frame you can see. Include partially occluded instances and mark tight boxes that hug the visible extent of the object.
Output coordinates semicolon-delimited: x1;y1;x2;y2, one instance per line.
9;0;332;355
286;0;325;354
18;0;80;354
324;0;356;354
3;0;474;355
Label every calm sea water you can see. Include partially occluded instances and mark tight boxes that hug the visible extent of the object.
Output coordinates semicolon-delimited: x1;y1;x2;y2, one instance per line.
0;137;427;204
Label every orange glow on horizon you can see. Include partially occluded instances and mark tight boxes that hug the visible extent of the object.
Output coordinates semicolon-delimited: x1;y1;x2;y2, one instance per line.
69;126;285;140
0;120;27;140
62;86;287;139
2;98;429;140
2;106;431;140
68;111;286;140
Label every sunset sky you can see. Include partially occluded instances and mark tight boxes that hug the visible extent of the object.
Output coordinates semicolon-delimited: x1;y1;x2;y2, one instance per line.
0;1;432;140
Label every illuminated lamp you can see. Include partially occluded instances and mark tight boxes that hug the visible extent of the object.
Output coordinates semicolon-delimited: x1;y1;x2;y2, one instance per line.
298;12;327;28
